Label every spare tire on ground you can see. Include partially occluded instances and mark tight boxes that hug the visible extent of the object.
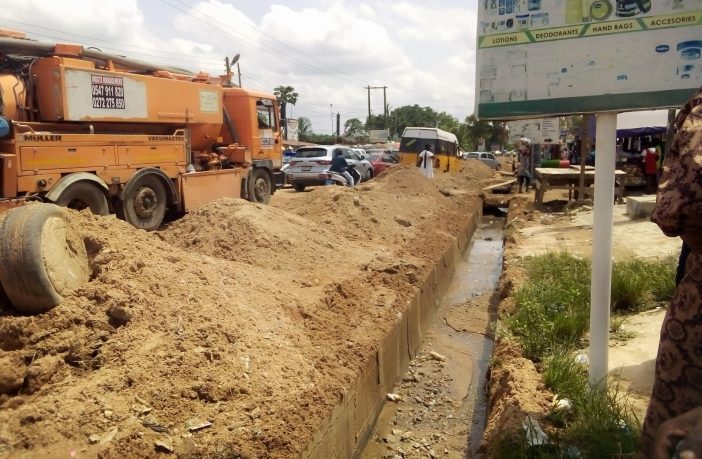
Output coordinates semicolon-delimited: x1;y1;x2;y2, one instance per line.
0;204;89;313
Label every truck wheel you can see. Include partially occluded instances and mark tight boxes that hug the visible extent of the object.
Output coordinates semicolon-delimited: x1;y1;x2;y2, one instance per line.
247;168;272;204
54;181;109;215
121;175;167;231
292;183;305;192
0;204;89;313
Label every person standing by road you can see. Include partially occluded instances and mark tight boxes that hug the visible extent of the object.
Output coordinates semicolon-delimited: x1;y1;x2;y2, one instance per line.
330;149;354;187
641;86;702;458
417;144;435;179
642;141;659;194
515;137;531;193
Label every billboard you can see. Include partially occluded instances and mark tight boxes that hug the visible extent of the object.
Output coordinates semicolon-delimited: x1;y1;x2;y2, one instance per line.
286;118;299;141
475;1;702;119
508;117;561;144
369;129;389;143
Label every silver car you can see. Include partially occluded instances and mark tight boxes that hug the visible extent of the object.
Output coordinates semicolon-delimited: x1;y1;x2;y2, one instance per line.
465;151;501;171
286;145;374;192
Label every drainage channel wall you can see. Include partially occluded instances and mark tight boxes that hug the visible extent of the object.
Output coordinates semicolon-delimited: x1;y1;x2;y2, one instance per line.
302;205;482;458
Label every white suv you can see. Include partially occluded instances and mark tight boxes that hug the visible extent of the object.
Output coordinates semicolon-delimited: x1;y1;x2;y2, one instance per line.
286;145;373;192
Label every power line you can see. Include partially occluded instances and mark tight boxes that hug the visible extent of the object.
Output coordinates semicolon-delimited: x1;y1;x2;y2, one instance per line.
172;0;368;87
0;22;290;93
0;18;365;122
0;18;224;65
157;0;368;87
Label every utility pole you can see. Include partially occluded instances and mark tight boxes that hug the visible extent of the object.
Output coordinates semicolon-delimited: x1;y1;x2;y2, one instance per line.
366;86;371;127
330;104;334;136
383;86;388;131
336;112;341;142
365;85;388;131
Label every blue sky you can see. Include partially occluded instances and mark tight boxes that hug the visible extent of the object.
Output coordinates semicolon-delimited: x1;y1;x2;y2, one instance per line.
0;0;666;134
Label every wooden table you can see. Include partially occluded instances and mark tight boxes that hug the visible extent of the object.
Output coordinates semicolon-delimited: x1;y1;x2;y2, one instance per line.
533;168;627;206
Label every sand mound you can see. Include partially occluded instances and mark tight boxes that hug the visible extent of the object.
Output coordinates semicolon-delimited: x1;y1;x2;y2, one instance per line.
479;339;554;456
160;198;355;271
0;164;486;457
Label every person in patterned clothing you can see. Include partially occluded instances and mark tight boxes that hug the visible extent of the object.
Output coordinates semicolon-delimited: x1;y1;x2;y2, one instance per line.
640;86;702;458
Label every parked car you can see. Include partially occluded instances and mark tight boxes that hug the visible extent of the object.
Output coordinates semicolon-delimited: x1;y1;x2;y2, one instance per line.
286;145;374;192
465;152;501;170
367;152;400;175
351;147;368;159
367;148;399;159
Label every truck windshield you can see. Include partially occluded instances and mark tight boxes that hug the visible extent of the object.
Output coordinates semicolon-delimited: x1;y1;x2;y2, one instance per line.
256;99;276;129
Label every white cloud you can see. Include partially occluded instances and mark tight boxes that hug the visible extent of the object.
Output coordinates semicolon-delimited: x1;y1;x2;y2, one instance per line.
391;1;476;44
259;3;408;76
0;0;145;41
0;0;481;133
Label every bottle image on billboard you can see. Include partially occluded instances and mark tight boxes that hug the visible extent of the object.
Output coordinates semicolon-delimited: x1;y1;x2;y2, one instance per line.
616;0;651;17
590;1;613;20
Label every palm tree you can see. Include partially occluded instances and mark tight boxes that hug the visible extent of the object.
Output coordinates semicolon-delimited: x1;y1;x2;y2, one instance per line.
297;117;311;142
274;85;299;139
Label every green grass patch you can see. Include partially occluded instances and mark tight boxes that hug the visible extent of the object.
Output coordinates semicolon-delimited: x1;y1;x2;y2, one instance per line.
505;252;675;361
563;381;641;458
610;314;637;341
543;348;589;402
611;256;676;312
495;348;640;458
494;252;671;457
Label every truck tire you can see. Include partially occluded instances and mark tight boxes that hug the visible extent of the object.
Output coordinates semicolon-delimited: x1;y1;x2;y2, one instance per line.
121;174;167;231
0;204;89;314
292;183;305;192
54;181;109;215
247;168;272;204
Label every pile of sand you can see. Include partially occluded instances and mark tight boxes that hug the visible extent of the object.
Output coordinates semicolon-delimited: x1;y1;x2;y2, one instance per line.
0;166;488;457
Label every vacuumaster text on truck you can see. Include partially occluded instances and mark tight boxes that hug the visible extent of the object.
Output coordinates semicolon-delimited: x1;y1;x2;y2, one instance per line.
0;29;285;229
0;29;285;314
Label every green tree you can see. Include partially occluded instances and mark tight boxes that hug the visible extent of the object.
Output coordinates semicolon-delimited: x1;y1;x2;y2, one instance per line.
273;85;299;139
344;118;367;138
366;114;387;131
304;132;336;145
390;105;439;136
562;115;584;137
458;115;508;151
436;112;460;135
297;116;311;142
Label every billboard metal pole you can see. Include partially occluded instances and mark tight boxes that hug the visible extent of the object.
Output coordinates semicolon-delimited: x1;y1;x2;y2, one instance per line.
588;112;617;388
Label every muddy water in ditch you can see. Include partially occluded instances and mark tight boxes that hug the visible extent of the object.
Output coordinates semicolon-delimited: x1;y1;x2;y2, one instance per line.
360;215;504;458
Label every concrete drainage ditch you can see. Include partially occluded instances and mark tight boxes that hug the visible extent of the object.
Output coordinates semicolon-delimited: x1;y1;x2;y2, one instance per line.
359;214;505;458
301;204;506;458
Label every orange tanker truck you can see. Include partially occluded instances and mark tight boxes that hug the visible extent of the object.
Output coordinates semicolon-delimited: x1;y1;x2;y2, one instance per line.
0;30;285;313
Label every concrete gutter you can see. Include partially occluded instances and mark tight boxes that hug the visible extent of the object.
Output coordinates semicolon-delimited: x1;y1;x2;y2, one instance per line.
302;205;482;458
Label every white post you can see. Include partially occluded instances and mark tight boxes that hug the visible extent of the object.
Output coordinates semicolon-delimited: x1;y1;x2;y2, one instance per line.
588;112;617;387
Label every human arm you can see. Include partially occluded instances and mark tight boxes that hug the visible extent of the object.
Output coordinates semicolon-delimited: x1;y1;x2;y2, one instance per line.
653;407;702;459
